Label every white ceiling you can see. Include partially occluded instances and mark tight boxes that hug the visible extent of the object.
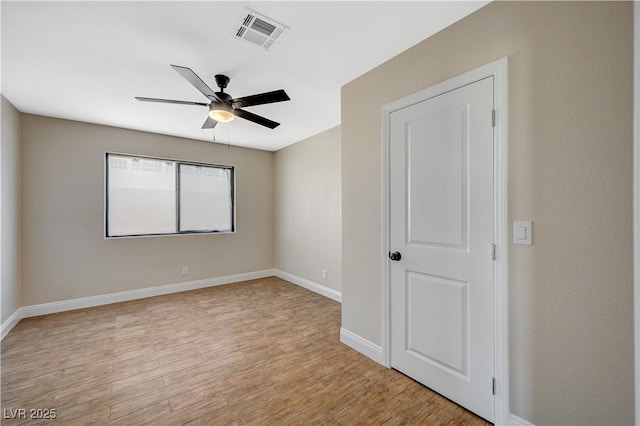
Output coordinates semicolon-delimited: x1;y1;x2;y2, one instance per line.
1;1;488;151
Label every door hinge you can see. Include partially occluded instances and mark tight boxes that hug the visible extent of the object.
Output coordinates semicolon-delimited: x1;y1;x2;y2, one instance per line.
490;243;496;261
492;377;496;395
491;109;496;127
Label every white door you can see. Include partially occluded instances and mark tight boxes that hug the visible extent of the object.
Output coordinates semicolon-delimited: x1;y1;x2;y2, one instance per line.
389;76;495;422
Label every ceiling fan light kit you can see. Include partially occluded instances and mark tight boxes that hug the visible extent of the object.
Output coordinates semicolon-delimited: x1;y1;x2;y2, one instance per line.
136;64;290;130
209;103;234;123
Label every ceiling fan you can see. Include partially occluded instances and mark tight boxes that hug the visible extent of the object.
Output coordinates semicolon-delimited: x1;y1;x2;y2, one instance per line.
136;64;290;129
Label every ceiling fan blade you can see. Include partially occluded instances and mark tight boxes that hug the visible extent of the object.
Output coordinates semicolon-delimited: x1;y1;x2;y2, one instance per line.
234;109;280;129
230;90;290;109
135;97;209;106
201;116;218;129
170;65;224;103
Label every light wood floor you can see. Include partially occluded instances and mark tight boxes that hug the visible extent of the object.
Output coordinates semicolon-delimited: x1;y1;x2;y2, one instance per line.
1;277;490;425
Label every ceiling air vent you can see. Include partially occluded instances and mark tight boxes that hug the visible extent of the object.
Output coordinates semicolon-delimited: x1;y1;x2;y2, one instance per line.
234;9;287;51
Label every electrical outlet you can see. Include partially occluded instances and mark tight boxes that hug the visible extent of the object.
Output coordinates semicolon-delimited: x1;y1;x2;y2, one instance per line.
182;266;189;276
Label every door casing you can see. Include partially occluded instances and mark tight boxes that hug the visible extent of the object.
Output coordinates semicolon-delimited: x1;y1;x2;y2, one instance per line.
381;57;509;425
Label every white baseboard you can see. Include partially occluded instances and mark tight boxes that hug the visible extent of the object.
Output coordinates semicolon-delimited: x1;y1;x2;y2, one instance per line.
274;269;342;303
0;269;275;341
21;269;275;319
1;307;23;340
340;327;384;365
508;413;535;426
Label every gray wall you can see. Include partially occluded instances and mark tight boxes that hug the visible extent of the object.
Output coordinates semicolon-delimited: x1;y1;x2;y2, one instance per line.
341;2;634;424
1;95;22;323
21;115;273;305
274;126;341;291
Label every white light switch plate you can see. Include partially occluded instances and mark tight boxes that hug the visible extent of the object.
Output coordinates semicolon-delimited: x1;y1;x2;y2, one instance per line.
513;221;532;245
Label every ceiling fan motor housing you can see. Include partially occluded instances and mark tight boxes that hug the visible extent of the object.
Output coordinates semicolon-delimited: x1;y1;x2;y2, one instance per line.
214;92;232;102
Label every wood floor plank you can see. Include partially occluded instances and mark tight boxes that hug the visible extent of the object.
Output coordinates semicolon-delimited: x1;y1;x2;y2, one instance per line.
108;400;171;426
1;277;490;425
110;377;165;406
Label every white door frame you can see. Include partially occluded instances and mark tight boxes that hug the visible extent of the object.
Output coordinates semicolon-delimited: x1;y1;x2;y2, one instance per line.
381;57;509;425
633;2;639;424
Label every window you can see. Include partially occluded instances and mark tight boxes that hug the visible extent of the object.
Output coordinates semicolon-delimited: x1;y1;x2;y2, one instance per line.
106;153;234;237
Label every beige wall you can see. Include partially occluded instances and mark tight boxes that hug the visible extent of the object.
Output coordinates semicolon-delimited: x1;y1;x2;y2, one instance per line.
274;126;341;291
21;115;273;305
341;2;633;424
1;95;22;323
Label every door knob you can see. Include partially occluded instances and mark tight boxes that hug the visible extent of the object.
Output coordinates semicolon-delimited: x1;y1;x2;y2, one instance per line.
388;251;402;261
